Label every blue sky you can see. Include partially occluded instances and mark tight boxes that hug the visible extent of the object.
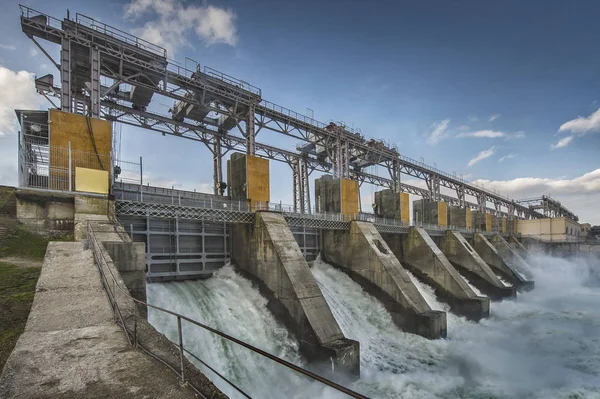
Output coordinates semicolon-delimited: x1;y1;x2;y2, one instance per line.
0;0;598;223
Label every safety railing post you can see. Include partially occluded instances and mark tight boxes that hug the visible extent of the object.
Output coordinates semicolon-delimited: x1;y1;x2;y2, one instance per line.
177;316;185;382
112;279;117;322
134;302;138;349
68;141;72;191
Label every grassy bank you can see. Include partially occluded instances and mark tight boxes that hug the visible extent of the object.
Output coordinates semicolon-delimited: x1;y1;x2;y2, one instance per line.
0;262;41;370
1;225;73;260
0;224;72;371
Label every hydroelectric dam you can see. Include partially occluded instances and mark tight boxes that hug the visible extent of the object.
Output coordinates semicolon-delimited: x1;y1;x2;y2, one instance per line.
1;5;599;399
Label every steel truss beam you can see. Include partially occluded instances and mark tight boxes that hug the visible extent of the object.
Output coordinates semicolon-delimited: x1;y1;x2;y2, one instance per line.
19;5;573;221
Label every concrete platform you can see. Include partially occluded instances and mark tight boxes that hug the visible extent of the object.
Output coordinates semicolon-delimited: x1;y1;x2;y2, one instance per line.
0;242;204;399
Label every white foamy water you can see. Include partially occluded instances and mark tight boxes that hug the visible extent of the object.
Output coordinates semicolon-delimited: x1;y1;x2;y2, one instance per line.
313;256;600;398
148;255;600;399
147;265;336;399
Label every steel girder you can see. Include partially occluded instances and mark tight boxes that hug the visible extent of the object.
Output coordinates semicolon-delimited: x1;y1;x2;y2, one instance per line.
515;195;578;221
116;200;256;224
20;6;573;221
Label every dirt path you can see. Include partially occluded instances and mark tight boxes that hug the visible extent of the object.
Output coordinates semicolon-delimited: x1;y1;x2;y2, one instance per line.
0;257;43;269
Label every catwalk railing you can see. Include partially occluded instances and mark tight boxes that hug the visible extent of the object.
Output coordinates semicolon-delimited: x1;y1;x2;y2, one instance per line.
87;221;368;399
115;188;504;236
18;140;140;192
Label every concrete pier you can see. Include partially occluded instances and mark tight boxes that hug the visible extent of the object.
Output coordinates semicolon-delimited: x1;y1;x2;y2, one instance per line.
413;200;448;227
507;235;529;257
315;175;359;216
384;227;490;321
440;230;516;299
322;221;447;339
472;233;534;291
447;206;472;229
490;234;535;277
231;211;360;376
374;189;410;225
472;211;492;232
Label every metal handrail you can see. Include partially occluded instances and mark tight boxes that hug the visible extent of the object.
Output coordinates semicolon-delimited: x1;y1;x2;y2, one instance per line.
87;221;367;399
75;13;167;58
19;5;63;30
203;66;261;97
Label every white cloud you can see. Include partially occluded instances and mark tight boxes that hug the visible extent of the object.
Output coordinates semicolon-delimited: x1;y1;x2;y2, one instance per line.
489;114;501;122
0;44;16;51
468;146;496;167
456;129;525;139
125;0;238;56
499;153;517;162
472;168;600;224
558;108;600;135
426;119;450;145
0;66;46;186
468;115;478;122
551;136;573;149
457;129;505;138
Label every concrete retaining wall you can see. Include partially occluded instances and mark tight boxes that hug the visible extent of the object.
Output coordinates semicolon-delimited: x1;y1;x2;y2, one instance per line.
104;241;147;317
231;211;360;376
384;227;490;321
16;190;74;234
472;233;534;291
322;221;447;339
440;231;515;299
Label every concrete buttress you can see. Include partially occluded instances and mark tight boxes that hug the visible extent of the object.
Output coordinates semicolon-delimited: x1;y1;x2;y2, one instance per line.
321;221;447;339
231;211;360;376
385;227;490;321
440;231;516;300
507;235;529;258
472;233;534;291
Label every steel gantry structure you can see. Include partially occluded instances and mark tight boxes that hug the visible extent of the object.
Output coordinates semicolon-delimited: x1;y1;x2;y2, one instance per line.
514;195;578;221
18;5;576;221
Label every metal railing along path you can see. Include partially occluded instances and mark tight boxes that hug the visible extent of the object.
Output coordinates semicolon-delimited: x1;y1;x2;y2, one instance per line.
87;221;367;399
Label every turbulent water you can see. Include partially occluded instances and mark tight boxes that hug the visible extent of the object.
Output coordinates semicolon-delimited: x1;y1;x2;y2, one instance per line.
148;255;600;399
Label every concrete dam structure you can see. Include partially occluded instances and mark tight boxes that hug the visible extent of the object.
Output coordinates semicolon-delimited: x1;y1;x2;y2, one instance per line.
2;5;591;398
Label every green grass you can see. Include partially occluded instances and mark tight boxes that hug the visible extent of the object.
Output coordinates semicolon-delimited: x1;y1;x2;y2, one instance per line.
0;225;73;260
0;261;41;371
0;186;14;212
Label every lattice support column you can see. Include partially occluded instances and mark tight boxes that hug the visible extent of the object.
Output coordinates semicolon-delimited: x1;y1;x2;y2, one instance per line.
292;159;300;213
213;137;223;195
90;46;101;118
301;158;311;214
246;105;256;155
391;159;401;193
60;38;72;113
